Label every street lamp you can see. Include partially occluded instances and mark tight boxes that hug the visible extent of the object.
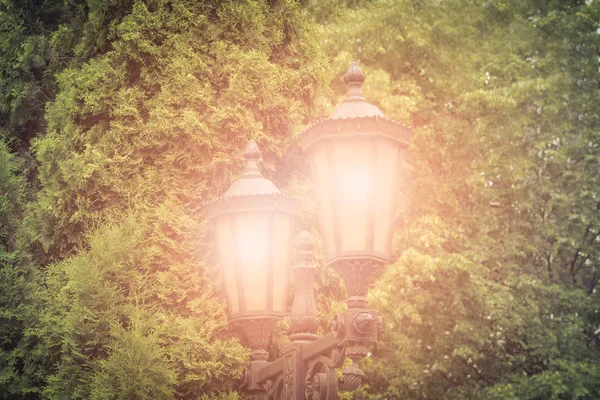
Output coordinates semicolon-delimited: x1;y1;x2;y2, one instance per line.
206;63;411;399
301;62;411;309
204;140;300;361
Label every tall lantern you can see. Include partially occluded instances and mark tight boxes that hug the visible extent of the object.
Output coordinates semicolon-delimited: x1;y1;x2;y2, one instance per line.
205;140;300;360
301;63;411;308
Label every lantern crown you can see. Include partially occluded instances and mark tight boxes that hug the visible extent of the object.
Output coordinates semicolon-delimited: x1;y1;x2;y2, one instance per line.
223;140;279;198
343;62;366;86
205;140;299;218
301;63;411;151
330;62;385;120
240;139;262;179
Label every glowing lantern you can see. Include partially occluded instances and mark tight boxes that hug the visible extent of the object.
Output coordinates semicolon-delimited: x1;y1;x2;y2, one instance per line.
205;140;299;325
301;63;410;302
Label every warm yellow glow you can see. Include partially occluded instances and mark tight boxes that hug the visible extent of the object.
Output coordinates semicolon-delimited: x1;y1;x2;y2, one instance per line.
309;138;403;258
335;141;372;252
236;227;269;266
337;162;372;203
216;217;239;314
235;212;270;311
216;210;293;316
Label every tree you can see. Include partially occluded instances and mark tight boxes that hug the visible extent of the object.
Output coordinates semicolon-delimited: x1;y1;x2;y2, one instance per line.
0;138;40;398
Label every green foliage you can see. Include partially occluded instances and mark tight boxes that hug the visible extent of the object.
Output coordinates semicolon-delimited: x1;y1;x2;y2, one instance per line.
36;214;248;398
2;0;328;398
0;138;39;398
0;0;76;151
0;139;24;244
29;0;326;257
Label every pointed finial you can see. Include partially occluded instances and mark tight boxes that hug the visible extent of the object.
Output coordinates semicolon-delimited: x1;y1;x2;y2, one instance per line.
344;62;366;86
295;230;314;252
343;62;366;102
244;139;262;161
242;139;262;178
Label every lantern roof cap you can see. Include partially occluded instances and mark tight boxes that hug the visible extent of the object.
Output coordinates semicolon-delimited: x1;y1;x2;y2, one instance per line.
223;139;280;197
243;139;261;163
330;62;385;120
299;64;412;151
204;140;300;218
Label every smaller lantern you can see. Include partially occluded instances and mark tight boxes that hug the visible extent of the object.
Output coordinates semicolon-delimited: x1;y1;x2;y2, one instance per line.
205;140;299;359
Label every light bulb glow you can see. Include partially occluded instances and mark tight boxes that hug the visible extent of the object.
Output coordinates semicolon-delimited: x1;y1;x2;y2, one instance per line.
233;213;270;312
337;162;372;204
236;228;269;266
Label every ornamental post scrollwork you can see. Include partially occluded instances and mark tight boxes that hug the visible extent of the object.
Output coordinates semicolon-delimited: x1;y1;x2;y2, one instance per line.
330;258;386;309
329;256;387;392
233;233;387;400
289;231;319;344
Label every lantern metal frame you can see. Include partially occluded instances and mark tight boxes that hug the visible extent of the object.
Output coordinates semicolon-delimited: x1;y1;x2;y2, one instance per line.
206;63;411;399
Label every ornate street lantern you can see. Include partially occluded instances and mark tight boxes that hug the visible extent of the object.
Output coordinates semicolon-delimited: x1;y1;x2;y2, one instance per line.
205;64;411;400
204;140;300;361
301;62;411;308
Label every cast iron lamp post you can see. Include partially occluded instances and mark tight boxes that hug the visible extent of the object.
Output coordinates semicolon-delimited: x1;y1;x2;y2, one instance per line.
205;63;411;399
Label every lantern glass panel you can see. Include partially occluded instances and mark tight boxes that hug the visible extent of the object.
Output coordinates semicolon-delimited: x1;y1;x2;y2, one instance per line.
308;136;406;263
310;144;336;255
333;137;371;253
271;213;294;313
373;139;404;255
234;211;271;312
216;215;239;315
